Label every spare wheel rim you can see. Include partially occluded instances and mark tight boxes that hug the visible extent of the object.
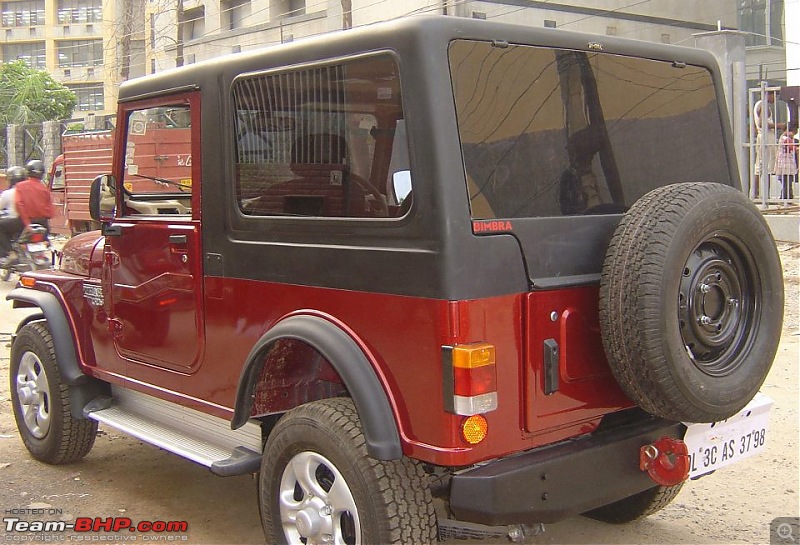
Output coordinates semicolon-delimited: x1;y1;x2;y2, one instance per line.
677;235;759;377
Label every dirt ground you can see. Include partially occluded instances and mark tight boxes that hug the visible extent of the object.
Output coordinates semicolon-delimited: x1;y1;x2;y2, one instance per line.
0;244;797;545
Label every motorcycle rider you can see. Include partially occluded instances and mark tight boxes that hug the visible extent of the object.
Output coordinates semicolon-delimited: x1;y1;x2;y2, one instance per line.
15;159;54;229
0;160;54;267
0;166;29;265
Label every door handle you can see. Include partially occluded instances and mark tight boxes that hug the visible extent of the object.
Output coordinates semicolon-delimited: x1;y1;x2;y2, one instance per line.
103;224;123;237
169;234;188;244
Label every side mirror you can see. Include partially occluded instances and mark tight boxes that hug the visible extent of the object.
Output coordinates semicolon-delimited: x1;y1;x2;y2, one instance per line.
391;170;412;205
89;175;116;221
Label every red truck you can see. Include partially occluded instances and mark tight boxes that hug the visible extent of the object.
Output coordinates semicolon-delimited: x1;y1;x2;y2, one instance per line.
48;127;191;235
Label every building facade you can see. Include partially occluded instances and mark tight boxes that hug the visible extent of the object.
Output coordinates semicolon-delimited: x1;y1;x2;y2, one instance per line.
0;0;790;118
0;0;146;116
159;0;788;84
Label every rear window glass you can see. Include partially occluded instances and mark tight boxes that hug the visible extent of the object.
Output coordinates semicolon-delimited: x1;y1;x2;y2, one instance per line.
448;40;731;219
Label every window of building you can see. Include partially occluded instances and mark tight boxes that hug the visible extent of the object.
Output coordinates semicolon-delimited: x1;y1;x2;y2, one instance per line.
69;83;104;111
222;0;250;30
2;41;46;69
448;40;730;218
1;0;45;27
232;53;411;219
183;7;205;40
739;0;784;47
271;0;304;19
57;39;103;67
57;0;102;23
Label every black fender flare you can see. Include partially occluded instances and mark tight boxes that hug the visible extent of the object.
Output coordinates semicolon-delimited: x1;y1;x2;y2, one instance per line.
7;288;109;417
232;315;402;461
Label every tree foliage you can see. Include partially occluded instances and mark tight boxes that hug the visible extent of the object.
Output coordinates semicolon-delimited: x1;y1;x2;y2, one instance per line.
0;60;77;126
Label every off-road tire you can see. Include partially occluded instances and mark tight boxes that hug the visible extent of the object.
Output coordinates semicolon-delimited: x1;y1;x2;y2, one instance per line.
10;321;98;464
260;397;437;544
584;483;684;523
600;182;783;422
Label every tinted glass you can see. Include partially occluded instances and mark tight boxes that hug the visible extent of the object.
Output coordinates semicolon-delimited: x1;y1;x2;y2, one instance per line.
449;40;731;219
232;53;411;219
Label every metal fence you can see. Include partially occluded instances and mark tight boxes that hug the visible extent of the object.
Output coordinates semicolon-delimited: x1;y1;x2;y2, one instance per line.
746;84;798;208
21;123;44;163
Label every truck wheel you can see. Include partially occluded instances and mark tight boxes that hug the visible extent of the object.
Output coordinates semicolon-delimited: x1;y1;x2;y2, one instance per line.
600;182;783;422
259;397;436;545
584;483;684;523
10;321;98;464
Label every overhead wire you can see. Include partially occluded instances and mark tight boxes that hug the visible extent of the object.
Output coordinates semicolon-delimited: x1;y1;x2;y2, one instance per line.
2;0;794;103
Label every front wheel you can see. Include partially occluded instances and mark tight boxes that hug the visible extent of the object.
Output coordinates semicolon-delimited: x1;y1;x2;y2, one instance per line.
259;398;436;545
10;321;98;464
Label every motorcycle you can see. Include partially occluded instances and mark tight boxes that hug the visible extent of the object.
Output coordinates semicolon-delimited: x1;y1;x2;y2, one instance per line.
0;223;52;281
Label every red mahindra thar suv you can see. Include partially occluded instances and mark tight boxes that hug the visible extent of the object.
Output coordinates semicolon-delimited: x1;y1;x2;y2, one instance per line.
8;16;783;544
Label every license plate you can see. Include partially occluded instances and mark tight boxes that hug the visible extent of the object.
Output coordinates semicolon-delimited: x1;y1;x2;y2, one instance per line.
684;393;772;478
26;243;48;252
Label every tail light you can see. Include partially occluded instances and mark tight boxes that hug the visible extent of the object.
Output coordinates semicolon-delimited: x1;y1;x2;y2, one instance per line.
442;342;498;416
29;233;46;243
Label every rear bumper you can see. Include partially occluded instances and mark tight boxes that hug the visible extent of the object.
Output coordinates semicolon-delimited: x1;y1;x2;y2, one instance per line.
449;417;684;525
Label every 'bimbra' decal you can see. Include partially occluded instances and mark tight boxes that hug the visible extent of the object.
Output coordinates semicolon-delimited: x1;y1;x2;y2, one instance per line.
472;220;513;233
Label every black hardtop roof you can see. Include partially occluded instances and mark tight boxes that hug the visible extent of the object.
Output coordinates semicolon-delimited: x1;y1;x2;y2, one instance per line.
118;14;719;102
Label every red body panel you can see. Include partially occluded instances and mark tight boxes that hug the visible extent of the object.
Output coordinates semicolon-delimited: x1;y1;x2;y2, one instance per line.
43;236;633;466
524;288;634;433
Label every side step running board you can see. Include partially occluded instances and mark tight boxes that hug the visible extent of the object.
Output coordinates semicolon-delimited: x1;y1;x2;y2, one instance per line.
84;386;262;476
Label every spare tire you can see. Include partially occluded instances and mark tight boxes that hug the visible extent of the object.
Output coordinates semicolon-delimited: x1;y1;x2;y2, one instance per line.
599;182;783;423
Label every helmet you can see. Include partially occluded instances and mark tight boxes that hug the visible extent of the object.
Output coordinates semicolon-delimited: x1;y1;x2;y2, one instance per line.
25;159;45;179
7;166;27;186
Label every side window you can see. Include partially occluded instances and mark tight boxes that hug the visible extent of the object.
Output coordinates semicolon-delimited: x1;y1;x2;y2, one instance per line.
119;105;194;216
50;163;65;190
232;53;411;219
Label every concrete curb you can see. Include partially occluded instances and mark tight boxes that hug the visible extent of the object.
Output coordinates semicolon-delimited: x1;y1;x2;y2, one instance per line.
764;214;800;243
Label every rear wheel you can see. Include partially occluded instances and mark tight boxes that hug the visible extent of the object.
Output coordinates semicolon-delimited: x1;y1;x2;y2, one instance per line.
10;322;98;464
584;483;684;523
259;397;436;545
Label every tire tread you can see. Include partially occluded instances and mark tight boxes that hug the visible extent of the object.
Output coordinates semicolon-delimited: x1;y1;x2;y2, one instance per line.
11;321;97;464
261;398;436;544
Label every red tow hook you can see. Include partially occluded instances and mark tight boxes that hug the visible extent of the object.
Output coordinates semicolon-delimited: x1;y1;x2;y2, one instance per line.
639;437;690;486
